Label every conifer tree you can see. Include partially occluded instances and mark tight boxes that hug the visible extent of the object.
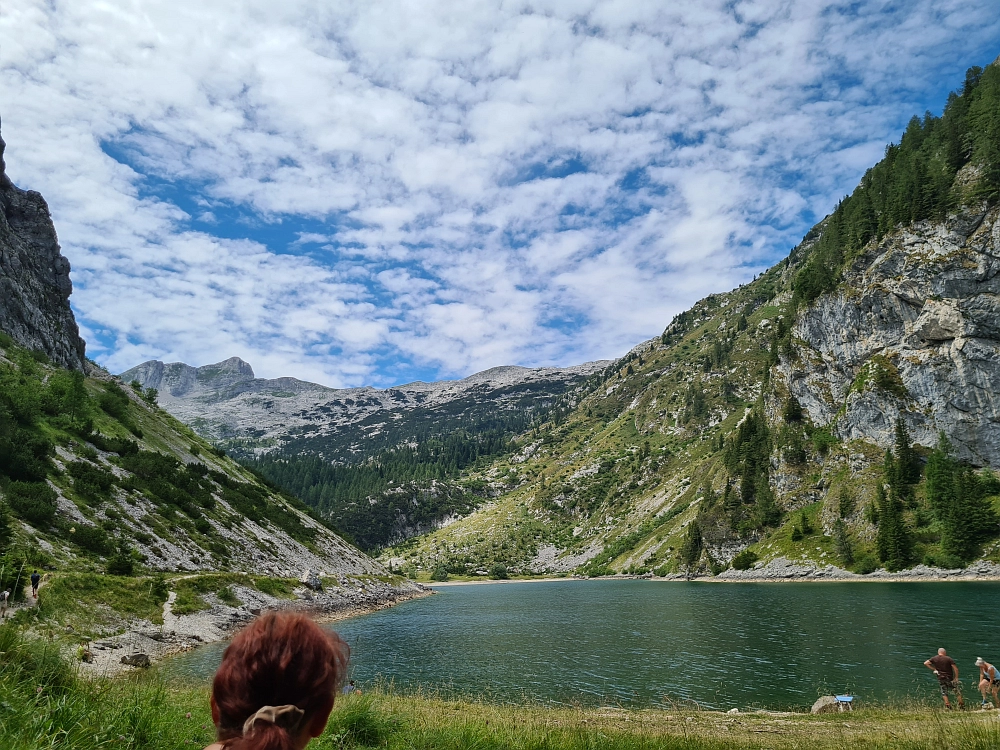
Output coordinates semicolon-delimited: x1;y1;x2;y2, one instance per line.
893;417;920;484
833;519;854;565
875;484;911;572
680;520;703;571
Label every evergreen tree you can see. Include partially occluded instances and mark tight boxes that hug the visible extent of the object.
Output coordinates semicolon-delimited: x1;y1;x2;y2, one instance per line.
926;433;999;562
893;417;920;484
833;519;854;565
680;520;703;571
875;484;911;572
752;476;782;529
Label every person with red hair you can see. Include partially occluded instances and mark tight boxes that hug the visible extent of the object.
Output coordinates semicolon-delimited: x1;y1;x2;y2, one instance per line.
204;612;350;750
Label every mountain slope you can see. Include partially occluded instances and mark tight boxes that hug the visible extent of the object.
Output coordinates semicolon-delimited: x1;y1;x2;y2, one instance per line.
385;58;1000;579
122;356;607;549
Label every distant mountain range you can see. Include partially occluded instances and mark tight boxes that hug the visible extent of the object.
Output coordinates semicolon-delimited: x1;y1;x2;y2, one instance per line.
121;357;608;457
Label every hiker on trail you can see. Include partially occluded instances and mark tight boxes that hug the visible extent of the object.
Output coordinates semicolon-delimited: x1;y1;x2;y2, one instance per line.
0;589;9;617
976;657;1000;708
30;570;40;599
204;612;349;750
924;647;964;709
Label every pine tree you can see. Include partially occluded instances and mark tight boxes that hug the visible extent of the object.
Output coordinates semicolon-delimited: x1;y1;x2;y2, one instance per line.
875;484;912;572
893;417;920;484
680;521;703;571
833;519;854;565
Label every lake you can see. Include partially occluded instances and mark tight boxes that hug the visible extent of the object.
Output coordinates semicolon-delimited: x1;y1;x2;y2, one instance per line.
161;579;1000;710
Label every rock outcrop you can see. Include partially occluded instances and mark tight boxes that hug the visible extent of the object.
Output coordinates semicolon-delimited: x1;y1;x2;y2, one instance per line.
0;126;86;370
780;205;1000;467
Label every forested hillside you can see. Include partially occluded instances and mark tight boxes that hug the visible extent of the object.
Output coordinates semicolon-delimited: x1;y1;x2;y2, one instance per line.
246;375;600;550
385;59;1000;579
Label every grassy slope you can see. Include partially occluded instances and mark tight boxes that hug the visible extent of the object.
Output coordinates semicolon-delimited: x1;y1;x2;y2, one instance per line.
387;213;1000;580
0;337;343;577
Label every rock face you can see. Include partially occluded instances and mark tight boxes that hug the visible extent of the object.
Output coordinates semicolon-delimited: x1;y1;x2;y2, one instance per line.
0;127;86;370
780;205;1000;467
121;356;608;454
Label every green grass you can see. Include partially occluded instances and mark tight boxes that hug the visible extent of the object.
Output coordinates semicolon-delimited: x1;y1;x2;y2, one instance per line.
33;573;169;636
3;621;1000;749
170;573;295;615
0;623;213;749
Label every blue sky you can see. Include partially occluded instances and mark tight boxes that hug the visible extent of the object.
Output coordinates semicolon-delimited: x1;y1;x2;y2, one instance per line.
2;1;999;387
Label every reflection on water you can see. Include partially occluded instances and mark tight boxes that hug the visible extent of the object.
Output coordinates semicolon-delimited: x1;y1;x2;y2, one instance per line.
160;579;1000;709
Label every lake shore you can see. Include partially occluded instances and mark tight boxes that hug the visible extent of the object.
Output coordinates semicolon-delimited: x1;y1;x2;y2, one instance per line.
79;576;432;678
424;558;1000;587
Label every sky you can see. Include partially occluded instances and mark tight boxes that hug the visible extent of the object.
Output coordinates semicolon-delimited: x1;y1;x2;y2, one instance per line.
2;2;999;388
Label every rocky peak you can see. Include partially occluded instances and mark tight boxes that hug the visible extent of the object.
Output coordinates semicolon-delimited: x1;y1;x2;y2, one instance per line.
0;125;86;370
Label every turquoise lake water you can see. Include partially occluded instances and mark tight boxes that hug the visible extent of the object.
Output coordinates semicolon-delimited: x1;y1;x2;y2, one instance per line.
161;579;1000;710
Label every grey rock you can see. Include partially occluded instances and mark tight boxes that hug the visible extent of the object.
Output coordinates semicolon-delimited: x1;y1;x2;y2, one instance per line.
811;695;843;714
0;125;86;369
779;206;1000;468
300;568;323;591
120;653;151;668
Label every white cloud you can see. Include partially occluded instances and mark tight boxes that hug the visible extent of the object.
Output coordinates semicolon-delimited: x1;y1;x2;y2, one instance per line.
1;0;998;386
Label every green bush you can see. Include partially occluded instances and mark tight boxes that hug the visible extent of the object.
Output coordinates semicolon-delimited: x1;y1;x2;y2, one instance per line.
68;460;116;504
489;563;509;580
5;481;58;525
731;549;758;570
106;542;136;576
430;565;450;582
69;524;113;556
854;554;878;575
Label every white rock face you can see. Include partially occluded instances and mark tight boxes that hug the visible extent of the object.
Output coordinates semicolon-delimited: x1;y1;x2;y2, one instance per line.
778;206;1000;468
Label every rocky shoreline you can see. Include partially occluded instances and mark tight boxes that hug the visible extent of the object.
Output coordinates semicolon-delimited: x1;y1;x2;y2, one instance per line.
604;557;1000;583
78;576;431;678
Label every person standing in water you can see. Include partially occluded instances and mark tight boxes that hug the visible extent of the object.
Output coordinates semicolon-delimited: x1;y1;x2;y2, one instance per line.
924;648;964;709
204;612;349;750
976;657;1000;708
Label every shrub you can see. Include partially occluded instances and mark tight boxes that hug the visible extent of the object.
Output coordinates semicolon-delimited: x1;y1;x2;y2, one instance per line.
430;565;449;582
70;524;113;556
731;549;758;570
67;460;116;504
854;554;878;575
89;433;139;455
106;542;136;576
489;563;509;580
5;481;58;525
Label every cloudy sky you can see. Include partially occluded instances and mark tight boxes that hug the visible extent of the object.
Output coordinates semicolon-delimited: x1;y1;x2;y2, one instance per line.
2;2;999;387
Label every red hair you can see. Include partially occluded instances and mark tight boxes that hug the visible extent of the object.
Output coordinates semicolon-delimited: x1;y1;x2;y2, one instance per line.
211;612;349;750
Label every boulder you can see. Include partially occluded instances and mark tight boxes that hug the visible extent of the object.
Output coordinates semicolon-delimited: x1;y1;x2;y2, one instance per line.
811;695;840;714
300;569;323;591
120;653;151;668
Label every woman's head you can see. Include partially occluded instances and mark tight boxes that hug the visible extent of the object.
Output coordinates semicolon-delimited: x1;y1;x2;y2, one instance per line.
211;612;350;750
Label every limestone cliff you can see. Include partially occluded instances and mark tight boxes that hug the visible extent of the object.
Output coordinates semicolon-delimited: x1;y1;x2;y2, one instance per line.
0;127;86;370
781;205;1000;467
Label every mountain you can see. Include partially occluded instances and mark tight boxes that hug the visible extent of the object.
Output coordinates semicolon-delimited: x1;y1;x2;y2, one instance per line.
384;58;1000;579
0;125;391;584
121;357;607;455
122;356;609;549
0;127;86;370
